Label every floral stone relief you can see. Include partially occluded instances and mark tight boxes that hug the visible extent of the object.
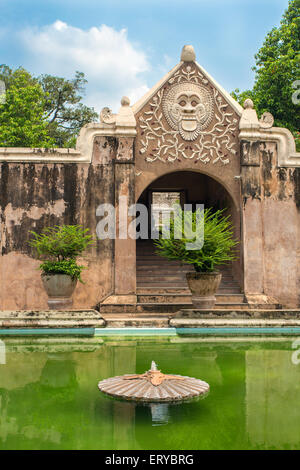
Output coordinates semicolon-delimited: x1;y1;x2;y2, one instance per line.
137;64;239;165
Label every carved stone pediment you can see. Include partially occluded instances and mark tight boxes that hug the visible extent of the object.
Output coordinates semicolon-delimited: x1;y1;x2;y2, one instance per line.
135;62;240;166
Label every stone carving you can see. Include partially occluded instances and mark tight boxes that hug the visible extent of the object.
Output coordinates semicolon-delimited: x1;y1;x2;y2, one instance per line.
162;82;214;140
138;65;238;165
169;65;209;85
259;111;274;129
116;137;134;161
100;107;116;124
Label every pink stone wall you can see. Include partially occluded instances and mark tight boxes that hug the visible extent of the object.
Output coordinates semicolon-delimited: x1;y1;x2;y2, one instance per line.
241;141;300;307
0;136;117;310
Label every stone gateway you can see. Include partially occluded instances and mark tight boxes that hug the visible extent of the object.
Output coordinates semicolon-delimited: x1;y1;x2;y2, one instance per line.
0;46;299;310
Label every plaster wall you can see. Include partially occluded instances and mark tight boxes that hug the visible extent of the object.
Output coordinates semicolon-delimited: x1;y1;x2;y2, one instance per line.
242;141;300;307
0;137;116;310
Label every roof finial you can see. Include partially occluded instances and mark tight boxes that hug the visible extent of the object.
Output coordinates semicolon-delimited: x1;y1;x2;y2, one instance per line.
243;98;254;109
121;96;130;107
181;45;196;62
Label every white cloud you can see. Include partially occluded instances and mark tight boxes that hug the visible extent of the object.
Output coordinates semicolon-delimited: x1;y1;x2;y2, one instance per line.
19;20;150;113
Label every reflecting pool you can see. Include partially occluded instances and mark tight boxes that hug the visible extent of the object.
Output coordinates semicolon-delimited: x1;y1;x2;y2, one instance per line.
0;336;299;450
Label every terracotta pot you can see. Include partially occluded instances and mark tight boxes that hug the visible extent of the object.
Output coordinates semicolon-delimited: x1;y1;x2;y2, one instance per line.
186;272;222;309
42;274;77;310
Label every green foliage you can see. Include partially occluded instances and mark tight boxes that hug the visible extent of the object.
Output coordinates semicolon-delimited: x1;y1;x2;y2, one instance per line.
0;66;97;148
230;88;256;106
153;207;238;273
39;71;98;147
29;225;94;281
40;259;86;282
232;0;300;150
293;130;300;150
0;67;55;147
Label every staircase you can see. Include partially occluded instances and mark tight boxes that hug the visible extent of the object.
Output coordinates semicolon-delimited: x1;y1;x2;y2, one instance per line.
99;241;248;326
136;240;245;309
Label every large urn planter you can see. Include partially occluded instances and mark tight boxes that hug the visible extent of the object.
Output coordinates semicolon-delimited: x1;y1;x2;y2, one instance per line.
186;272;222;309
42;274;77;310
29;225;93;311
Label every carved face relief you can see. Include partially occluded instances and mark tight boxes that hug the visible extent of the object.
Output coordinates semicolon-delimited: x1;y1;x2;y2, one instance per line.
162;83;214;140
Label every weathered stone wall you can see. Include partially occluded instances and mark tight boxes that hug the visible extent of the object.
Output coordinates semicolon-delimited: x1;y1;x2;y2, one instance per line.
0;46;299;311
0;136;117;310
241;141;300;307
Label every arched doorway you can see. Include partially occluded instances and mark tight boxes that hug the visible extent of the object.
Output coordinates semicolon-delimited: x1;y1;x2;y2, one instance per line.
136;170;243;306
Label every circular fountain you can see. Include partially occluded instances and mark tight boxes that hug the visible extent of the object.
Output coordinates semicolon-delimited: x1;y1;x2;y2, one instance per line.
98;361;209;403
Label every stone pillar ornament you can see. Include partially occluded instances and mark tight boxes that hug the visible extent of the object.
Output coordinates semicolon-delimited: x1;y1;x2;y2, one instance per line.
239;99;264;298
113;97;137;301
180;45;196;62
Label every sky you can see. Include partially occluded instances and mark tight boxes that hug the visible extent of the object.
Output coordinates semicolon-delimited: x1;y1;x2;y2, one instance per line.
0;0;290;113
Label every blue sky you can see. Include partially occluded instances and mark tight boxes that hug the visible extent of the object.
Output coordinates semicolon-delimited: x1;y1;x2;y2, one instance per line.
0;0;290;112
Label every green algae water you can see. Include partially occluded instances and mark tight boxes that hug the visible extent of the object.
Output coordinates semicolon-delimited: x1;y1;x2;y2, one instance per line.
0;336;300;450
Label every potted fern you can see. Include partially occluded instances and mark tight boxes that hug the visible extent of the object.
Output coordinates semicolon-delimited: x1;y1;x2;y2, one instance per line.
154;207;238;309
29;225;94;309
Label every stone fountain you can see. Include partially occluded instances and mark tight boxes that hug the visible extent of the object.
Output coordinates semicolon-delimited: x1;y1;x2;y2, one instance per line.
98;361;209;403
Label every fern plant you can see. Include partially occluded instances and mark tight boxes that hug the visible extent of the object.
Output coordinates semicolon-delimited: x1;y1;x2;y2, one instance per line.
28;225;94;282
154;207;238;273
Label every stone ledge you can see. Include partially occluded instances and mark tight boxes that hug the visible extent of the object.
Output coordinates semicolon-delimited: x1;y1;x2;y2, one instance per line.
170;318;300;328
0;310;106;328
174;309;300;319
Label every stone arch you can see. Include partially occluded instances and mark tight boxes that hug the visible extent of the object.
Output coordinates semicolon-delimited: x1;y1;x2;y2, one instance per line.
136;168;240;214
136;169;243;290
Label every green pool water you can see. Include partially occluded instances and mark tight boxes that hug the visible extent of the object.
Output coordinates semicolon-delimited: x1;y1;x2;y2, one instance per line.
0;335;300;450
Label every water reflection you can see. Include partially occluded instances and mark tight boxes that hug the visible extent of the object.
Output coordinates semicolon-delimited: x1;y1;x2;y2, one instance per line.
0;340;5;364
246;349;300;449
149;404;170;426
0;337;299;450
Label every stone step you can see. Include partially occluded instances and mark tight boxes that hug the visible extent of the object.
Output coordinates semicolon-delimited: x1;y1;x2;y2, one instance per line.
138;293;192;303
137;273;190;279
136;258;190;265
137;282;189;287
217;288;242;293
137;280;239;289
137;283;241;295
137;270;236;279
137;256;234;267
136;262;234;273
103;312;172;318
100;301;251;314
137;270;235;280
137;287;190;294
137;282;239;289
137;275;239;284
103;317;170;328
137;293;245;304
137;282;241;291
100;303;191;314
137;266;195;273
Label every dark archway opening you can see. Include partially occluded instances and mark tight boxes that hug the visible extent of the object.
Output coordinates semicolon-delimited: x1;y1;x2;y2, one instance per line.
136;171;243;295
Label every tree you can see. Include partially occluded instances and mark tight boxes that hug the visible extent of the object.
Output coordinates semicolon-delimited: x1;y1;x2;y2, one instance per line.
39;71;98;147
0;66;98;148
0;67;54;147
232;0;300;149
